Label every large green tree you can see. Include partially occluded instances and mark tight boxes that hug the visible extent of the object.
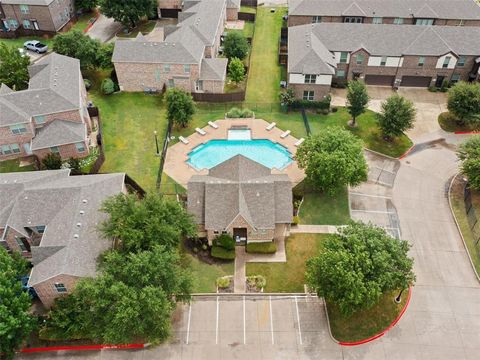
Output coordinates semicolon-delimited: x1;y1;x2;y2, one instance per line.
223;32;249;60
0;248;36;359
75;0;98;11
53;30;100;69
346;80;369;126
296;127;368;194
165;88;196;128
306;222;415;316
458;135;480;191
100;193;196;253
228;57;245;83
0;44;30;90
447;81;480;125
377;94;416;139
99;0;156;30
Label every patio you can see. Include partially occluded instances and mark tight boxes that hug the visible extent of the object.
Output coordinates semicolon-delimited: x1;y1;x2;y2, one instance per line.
163;118;305;188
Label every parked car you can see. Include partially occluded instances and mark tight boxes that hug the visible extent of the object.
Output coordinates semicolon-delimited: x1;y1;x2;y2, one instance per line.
24;40;48;54
21;276;38;299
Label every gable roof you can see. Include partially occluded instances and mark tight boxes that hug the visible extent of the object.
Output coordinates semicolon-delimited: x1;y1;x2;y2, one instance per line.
0;170;126;287
288;0;480;20
200;58;228;80
31;120;86;150
188;155;293;230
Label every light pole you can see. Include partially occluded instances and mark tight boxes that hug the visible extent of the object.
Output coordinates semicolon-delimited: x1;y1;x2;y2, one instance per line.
394;288;405;304
154;130;159;155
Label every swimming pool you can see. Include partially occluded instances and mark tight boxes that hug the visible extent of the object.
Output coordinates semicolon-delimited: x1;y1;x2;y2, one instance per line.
187;139;293;170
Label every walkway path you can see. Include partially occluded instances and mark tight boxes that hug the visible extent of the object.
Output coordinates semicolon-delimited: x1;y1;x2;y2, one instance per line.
86;14;122;43
290;224;340;234
234;247;246;293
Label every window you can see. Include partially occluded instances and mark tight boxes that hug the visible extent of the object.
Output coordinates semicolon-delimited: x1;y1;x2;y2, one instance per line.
35;225;46;234
312;16;322;23
183;64;190;73
221;230;228;234
155;69;161;82
458;19;465;26
214;230;219;234
451;74;461;83
10;124;27;135
11;144;20;153
54;283;67;293
457;56;466;67
303;91;314;101
2;144;21;154
344;16;363;23
339;52;348;63
356;54;364;65
442;56;451;68
19;4;29;14
394;17;404;25
34;115;45;125
168;79;174;88
372;17;382;24
2;145;11;155
336;70;346;78
416;18;434;26
8;19;18;29
380;57;387;66
418;56;425;66
15;237;28;252
304;74;316;84
75;142;86;152
22;20;31;29
50;146;59;154
164;64;170;73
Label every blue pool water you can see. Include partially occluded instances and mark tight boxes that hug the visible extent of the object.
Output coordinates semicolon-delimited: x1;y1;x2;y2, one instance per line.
187;139;293;170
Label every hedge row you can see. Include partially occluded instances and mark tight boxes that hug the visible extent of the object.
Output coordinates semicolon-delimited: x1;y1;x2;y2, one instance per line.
211;245;235;260
290;96;331;110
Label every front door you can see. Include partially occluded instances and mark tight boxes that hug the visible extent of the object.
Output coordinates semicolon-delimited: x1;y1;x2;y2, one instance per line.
435;76;445;88
233;228;247;243
32;20;39;30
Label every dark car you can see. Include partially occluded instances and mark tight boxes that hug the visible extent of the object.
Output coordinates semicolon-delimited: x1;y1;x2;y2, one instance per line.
21;276;38;299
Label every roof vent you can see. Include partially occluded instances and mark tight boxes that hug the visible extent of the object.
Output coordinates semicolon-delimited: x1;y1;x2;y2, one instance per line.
256;192;260;197
74;234;79;239
82;199;87;203
24;196;28;200
79;210;85;215
76;223;81;227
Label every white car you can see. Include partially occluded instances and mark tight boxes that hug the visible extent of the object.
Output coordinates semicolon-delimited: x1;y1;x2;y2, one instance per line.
23;40;48;54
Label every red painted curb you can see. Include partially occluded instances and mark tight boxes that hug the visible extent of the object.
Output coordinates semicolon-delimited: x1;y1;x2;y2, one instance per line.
454;130;480;135
398;145;415;160
83;14;99;33
20;343;145;353
338;287;412;347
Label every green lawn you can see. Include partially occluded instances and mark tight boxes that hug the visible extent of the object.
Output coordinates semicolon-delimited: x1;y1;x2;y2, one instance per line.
240;6;257;14
308;108;413;158
298;187;350;225
0;159;35;173
246;233;326;292
327;290;407;342
438;111;479;133
70;12;97;33
245;6;286;103
450;177;480;275
228;21;255;39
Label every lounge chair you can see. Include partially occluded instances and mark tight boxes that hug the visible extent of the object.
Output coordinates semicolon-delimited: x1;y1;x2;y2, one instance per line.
280;130;291;139
179;136;189;144
208;121;219;129
294;138;305;147
266;122;276;131
195;127;207;136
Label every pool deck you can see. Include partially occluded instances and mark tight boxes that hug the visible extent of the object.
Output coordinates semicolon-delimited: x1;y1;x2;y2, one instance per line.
164;118;306;189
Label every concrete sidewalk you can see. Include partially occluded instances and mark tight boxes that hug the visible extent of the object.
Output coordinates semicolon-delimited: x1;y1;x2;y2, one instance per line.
290;224;340;234
234;247;246;293
86;14;122;43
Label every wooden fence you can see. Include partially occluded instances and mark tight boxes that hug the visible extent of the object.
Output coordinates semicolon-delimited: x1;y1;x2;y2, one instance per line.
87;107;105;175
192;91;245;102
238;12;256;22
240;0;257;6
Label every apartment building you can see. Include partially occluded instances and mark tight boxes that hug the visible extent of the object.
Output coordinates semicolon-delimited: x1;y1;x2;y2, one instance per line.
288;0;480;27
288;23;480;100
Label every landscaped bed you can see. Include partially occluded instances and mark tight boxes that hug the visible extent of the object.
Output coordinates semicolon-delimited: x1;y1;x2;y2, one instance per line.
438;111;479;133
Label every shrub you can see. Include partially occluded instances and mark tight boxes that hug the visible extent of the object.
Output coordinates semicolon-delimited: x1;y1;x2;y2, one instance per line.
246;242;277;254
101;78;115;95
226;107;254;118
292;215;299;225
331;107;338;113
440;79;450;92
428;85;437;92
223;31;249;60
246;275;266;289
42;153;62;170
318;108;330;115
215;234;235;251
216;276;231;289
201;244;208;251
290;96;331;110
211;245;235;260
84;79;92;90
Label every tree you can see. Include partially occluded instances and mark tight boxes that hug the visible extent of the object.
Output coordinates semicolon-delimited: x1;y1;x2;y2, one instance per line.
53;30;100;69
96;42;114;69
377;94;416;140
0;247;36;359
296;127;368;194
0;43;30;90
228;57;245;83
223;32;249;60
75;0;98;11
42;153;62;170
68;157;82;175
447;81;480;125
101;78;115;95
99;0;156;30
100;193;196;253
280;88;295;107
306;222;415;316
458;136;480;191
346;80;369;126
165;88;195;128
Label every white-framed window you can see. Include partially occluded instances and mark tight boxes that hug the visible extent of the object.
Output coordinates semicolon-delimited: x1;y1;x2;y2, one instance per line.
344;16;363;23
312;16;321;23
451;74;461;83
356;54;364;65
8;19;19;29
10;124;27;135
418;56;425;66
164;64;170;73
303;91;314;101
1;144;21;155
75;142;86;152
50;146;60;154
214;230;219;234
380;56;387;66
34;115;46;125
304;74;316;84
184;64;190;73
442;56;451;68
336;70;346;78
416;18;434;26
339;52;348;63
15;237;28;252
372;17;382;24
11;144;20;154
457;56;466;67
35;225;46;234
19;4;29;14
54;283;67;293
168;79;174;88
393;17;404;25
22;20;31;29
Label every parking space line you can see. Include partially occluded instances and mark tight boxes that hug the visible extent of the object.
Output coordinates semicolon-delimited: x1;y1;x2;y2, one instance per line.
269;295;274;345
294;296;303;345
186;302;192;344
216;296;219;345
243;296;246;344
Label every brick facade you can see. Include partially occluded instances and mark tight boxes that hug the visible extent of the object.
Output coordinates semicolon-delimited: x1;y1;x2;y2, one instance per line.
290;83;331;101
33;141;90;160
33;274;80;308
